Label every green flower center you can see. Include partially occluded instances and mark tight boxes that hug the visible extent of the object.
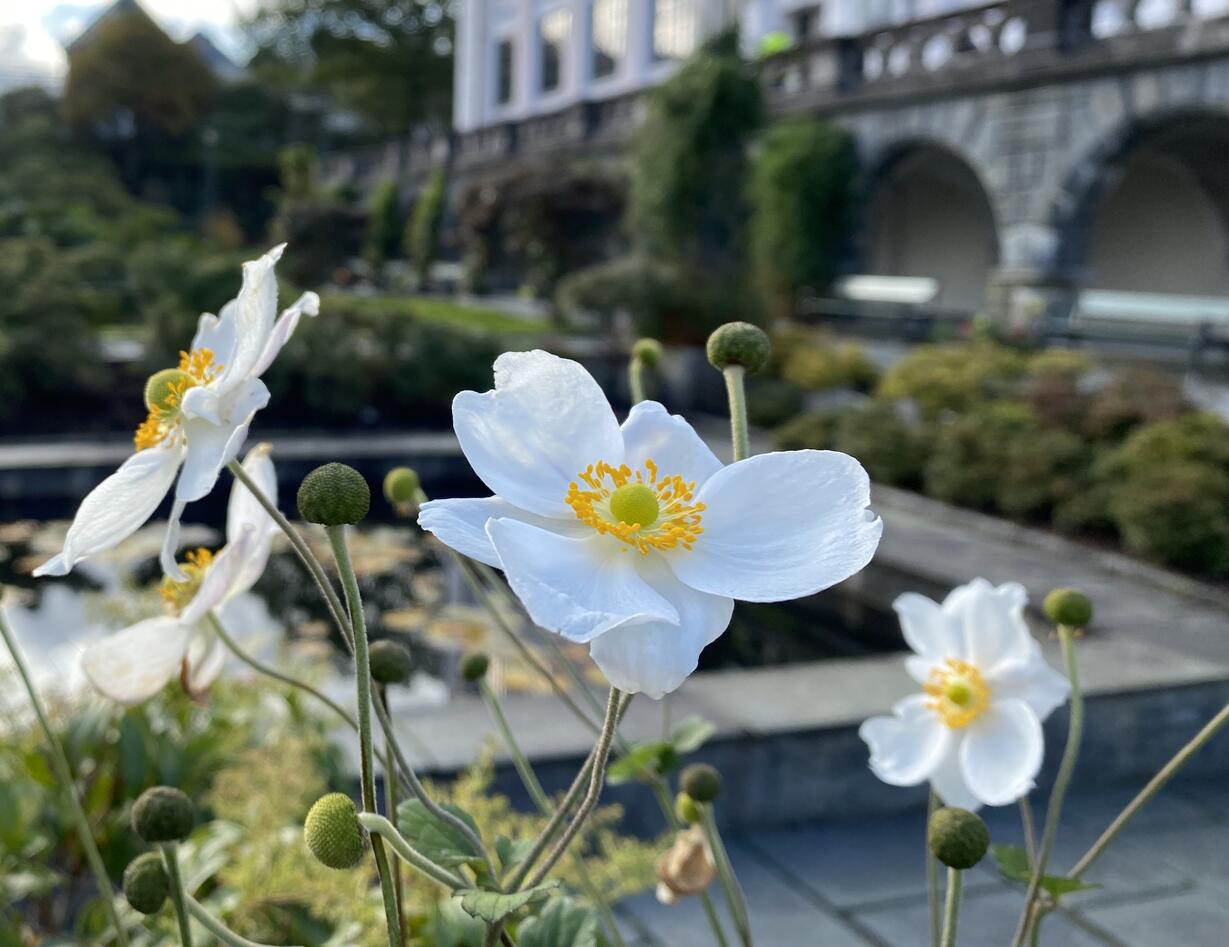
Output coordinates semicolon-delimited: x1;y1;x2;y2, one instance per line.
609;483;660;527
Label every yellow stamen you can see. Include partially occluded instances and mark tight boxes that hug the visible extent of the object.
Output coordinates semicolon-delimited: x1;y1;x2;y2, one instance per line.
565;458;705;555
158;548;215;612
133;348;223;451
923;658;991;729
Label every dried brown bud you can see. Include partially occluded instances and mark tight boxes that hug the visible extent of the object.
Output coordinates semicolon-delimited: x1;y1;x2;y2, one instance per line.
655;826;716;905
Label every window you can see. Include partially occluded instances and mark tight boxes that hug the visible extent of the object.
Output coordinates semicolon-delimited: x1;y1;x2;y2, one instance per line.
496;38;515;105
539;9;572;93
592;0;628;79
792;5;821;42
653;0;701;61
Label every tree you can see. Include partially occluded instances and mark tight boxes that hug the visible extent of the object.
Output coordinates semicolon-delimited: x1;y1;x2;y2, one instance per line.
407;166;447;286
748;118;856;318
248;0;455;135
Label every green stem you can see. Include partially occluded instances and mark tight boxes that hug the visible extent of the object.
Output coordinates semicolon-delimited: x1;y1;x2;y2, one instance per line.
940;868;963;947
358;813;469;889
326;525;403;947
1019;795;1038;868
0;608;129;947
700;805;753;947
927;789;941;947
479;681;628;947
722;366;750;462
205;611;357;729
227;460;353;653
186;896;302;947
1012;626;1083;947
380;688;406;947
629;358;648;405
1070;700;1229;879
161;843;193;947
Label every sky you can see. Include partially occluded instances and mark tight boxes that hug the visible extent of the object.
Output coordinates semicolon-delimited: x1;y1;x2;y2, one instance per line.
0;0;260;90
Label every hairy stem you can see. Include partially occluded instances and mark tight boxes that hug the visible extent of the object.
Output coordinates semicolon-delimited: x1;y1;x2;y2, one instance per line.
940;868;963;947
701;805;754;947
0;608;129;947
722;366;750;462
358;813;469;889
380;687;407;947
628;358;648;406
927;789;941;947
161;843;193;947
186;896;303;947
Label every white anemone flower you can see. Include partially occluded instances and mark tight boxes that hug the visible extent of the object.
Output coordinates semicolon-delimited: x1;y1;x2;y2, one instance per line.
80;445;279;703
419;350;882;699
859;578;1072;810
34;245;317;581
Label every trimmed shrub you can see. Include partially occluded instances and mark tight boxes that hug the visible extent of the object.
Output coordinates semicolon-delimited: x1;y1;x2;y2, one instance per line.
745;378;805;428
1082;366;1187;442
877;342;1028;418
779;337;879;392
1109;461;1229;575
407;167;447;286
364;179;403;266
833;402;929;487
924;402;1038;509
997;427;1089;520
774;409;842;452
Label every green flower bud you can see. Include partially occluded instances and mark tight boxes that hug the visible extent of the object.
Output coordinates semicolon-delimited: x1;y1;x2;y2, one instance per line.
297;463;371;526
706;322;771;374
370;639;413;686
675;792;702;825
304;793;365;870
632;338;664;368
383;466;423;507
927;806;990;870
132;786;195;843
679;763;721;803
122;852;169;915
1043;588;1093;629
460;651;489;682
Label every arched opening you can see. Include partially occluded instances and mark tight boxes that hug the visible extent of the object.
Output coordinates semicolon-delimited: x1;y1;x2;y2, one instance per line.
864;143;999;313
1082;114;1229;296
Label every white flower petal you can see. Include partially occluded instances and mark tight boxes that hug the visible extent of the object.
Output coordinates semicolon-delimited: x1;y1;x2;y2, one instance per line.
589;559;734;698
668;450;882;602
928;742;983;811
33;445;182;577
988;648;1071;722
227;445;276;546
184;628;226;696
160;499;188;579
486;517;678;643
177;379;270;504
895;592;963;665
959;698;1044;807
250;291;320;377
180;527;256;625
419;496;582;568
948;578;1034;673
212;244;283;392
860;694;953;786
620;401;723;487
81;617;191;704
192;299;237;357
453;351;624;518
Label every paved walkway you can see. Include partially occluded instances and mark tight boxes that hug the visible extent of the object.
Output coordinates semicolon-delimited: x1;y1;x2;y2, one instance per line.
615;775;1229;946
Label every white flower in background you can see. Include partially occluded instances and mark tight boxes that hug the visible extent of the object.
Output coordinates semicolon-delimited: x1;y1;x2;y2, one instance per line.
419;350;881;699
34;245;317;581
859;578;1072;810
81;446;279;703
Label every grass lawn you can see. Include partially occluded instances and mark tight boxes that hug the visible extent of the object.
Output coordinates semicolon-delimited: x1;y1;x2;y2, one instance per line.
325;293;553;335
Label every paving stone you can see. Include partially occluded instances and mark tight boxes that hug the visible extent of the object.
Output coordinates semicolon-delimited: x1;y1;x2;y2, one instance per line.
1083;887;1229;946
853;887;1115;946
617;842;872;947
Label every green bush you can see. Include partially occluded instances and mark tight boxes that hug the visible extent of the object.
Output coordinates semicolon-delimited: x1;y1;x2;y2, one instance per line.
407;167;447;286
1100;412;1229;476
779;336;879;392
364;179;403;266
745;378;805;428
877;342;1028;418
833;402;929;487
774;408;842;452
1082;366;1187;442
923;402;1038;509
1109;461;1229;575
997;427;1089;520
272;199;367;287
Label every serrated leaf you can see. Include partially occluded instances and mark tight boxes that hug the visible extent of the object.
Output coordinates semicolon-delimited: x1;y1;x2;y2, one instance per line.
398;800;484;868
518;896;600;947
670;716;716;754
456;882;558;924
991;844;1099;898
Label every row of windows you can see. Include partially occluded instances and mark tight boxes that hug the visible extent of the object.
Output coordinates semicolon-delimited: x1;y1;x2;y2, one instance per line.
494;0;709;105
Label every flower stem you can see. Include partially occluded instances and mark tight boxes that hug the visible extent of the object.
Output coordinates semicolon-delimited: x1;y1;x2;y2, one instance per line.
1069;699;1229;879
0;608;129;947
205;611;357;729
1019;795;1038;868
380;687;407;947
227;460;353;653
1012;625;1083;947
326;525;403;947
161;843;193;947
927;789;941;947
358;813;469;889
700;804;754;947
940;867;963;947
629;357;649;405
186;895;303;947
524;688;623;889
722;366;750;462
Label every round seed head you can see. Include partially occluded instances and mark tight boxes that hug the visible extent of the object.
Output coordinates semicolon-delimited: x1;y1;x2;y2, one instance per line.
383;466;423;507
297;463;371;526
1042;588;1093;629
304;793;365;870
706;322;771;373
927;806;990;870
122;852;169;915
132;786;195;843
680;763;721;803
460;651;490;682
370;639;413;686
632;338;665;368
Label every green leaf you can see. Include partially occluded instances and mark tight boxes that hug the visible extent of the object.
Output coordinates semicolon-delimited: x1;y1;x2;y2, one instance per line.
455;882;558;924
397;800;484;868
426;899;485;947
991;844;1099;898
518;896;600;947
495;835;536;872
669;716;716;754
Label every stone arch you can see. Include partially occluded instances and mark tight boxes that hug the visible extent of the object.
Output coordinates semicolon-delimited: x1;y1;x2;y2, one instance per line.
860;138;1001;314
1052;107;1229;296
